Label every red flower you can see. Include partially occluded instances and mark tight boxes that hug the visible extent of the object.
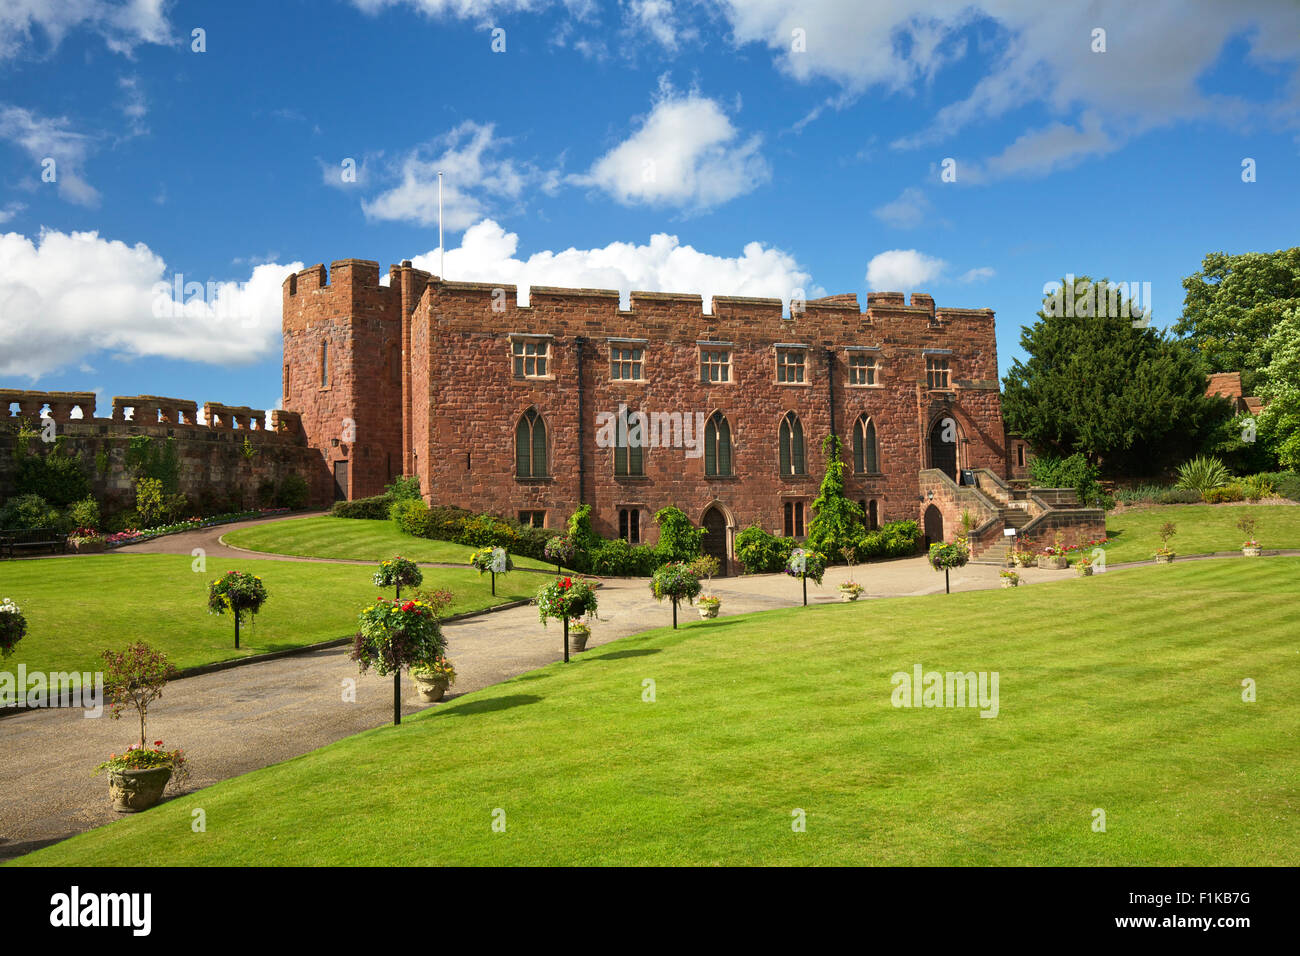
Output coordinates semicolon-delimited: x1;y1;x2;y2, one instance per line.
561;577;572;590
154;740;162;747
401;601;415;612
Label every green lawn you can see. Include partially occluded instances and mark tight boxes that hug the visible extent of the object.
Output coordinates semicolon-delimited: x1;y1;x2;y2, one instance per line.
0;554;539;675
1100;503;1300;565
224;515;559;571
15;557;1298;866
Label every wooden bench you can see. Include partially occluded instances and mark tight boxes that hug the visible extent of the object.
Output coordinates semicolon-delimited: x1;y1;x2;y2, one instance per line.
0;530;69;559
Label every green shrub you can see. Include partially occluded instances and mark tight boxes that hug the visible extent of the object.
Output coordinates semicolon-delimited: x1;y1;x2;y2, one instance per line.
1030;452;1108;507
1240;474;1274;502
276;473;309;510
389;498;432;537
385;475;421;501
68;497;101;532
0;494;60;531
734;524;796;574
331;495;392;519
653;506;702;562
1253;471;1300;501
13;445;92;507
862;519;922;559
590;538;637;576
1203;482;1245;504
1155;488;1202;505
1174;455;1232;500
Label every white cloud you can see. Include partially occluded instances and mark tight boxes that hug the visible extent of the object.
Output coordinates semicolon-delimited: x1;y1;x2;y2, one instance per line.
722;1;1300;171
958;266;995;283
0;0;172;60
575;81;769;209
408;218;821;313
0;105;100;206
362;121;544;228
981;111;1118;179
0;202;24;223
873;186;932;229
0;229;300;379
117;75;148;137
865;249;947;291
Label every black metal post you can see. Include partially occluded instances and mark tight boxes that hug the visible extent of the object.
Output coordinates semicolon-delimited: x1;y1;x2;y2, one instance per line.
802;575;808;607
234;614;240;649
672;599;678;629
563;617;570;663
945;568;950;594
491;571;496;596
393;671;401;725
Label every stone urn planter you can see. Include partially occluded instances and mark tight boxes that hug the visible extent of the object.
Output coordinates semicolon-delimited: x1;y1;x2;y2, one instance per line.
1000;578;1019;589
108;766;172;813
569;624;591;652
412;673;448;703
1243;546;1262;557
1154;552;1176;564
697;599;721;619
837;585;864;603
1076;564;1094;577
1037;555;1068;571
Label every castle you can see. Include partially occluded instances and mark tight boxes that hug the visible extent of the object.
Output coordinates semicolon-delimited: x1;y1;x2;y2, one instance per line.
1;256;1106;567
280;258;1094;570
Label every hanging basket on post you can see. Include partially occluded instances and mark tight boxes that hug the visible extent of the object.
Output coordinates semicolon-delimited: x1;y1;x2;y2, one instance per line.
207;571;269;648
650;563;701;630
471;546;513;597
535;577;599;661
350;598;446;725
785;549;826;606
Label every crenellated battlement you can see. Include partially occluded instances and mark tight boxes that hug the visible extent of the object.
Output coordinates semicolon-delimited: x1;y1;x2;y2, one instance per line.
0;389;304;441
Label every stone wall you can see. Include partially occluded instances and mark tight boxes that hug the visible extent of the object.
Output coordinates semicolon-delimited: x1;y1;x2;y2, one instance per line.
0;389;324;513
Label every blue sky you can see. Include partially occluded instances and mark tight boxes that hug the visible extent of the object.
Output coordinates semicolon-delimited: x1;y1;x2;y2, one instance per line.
2;0;1299;416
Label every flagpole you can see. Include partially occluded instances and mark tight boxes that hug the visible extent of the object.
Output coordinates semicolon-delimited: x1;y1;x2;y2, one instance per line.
438;171;444;278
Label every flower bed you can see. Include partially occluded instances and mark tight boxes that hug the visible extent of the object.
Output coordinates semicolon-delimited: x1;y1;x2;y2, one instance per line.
102;508;291;549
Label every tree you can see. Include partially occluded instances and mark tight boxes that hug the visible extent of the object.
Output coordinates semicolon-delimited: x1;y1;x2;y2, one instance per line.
1001;275;1227;475
1175;248;1300;394
1257;308;1300;470
102;642;178;750
649;562;701;629
807;434;865;559
653;506;702;562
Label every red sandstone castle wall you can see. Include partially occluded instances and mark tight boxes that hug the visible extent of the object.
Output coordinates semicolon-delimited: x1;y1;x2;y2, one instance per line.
401;279;1006;549
283;259;1007;556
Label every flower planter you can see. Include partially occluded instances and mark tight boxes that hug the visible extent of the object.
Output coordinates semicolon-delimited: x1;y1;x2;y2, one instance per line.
1076;565;1093;577
108;766;173;813
1000;578;1018;589
412;675;448;703
1243;546;1262;557
697;603;721;619
569;626;591;652
838;590;862;602
1154;553;1175;564
1037;555;1068;570
71;538;106;554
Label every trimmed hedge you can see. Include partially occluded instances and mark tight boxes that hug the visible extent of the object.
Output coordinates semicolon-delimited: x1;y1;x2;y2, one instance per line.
331;495;392;520
735;518;920;574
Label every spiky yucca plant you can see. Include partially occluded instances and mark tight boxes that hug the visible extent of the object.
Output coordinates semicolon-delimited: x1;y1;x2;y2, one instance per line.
1174;456;1231;501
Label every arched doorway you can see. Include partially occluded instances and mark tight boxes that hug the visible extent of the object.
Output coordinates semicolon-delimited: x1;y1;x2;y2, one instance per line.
929;416;958;480
923;504;944;547
701;506;729;576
